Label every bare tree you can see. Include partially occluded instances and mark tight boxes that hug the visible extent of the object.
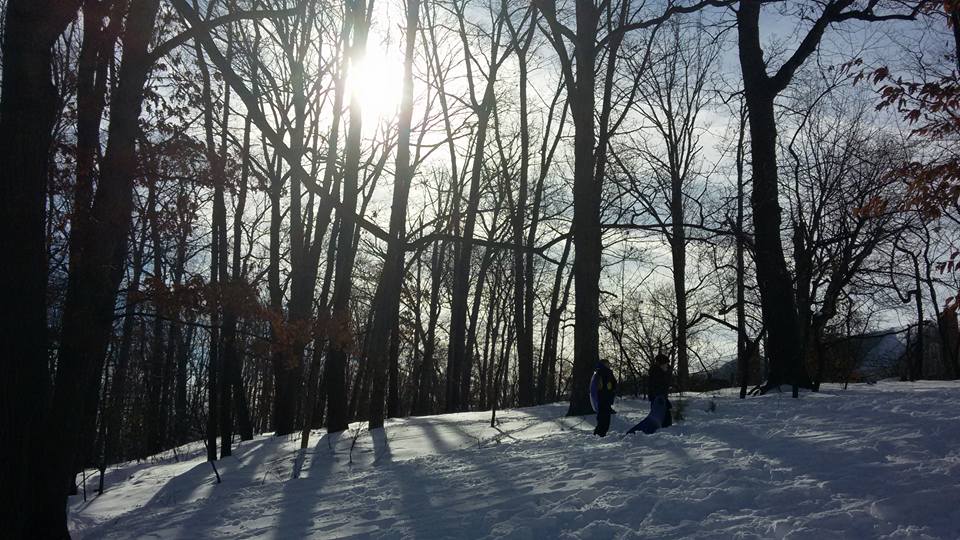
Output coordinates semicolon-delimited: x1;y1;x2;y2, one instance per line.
445;0;513;413
367;0;421;429
736;0;924;395
538;0;728;416
784;94;910;388
620;18;720;392
0;0;81;534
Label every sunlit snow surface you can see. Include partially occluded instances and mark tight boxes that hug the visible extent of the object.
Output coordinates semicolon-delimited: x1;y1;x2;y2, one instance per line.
70;381;960;539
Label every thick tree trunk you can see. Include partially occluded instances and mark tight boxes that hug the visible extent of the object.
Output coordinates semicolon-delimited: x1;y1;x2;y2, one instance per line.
75;0;123;477
0;0;79;535
737;2;810;394
567;5;602;416
73;0;119;257
743;91;807;391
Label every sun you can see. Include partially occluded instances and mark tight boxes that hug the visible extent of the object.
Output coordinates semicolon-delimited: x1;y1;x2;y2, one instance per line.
346;48;404;124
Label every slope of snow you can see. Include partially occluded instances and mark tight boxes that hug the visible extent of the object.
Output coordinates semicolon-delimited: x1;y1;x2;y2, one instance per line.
71;381;960;539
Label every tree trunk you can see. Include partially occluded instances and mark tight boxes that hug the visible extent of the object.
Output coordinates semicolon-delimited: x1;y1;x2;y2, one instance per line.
277;6;332;437
298;217;341;447
463;242;498;408
462;192;505;410
737;2;810;394
105;217;147;470
567;4;602;416
0;0;77;534
145;176;167;455
735;103;749;400
38;0;159;535
172;189;192;444
216;44;236;458
447;2;506;412
325;1;373;433
951;5;960;73
74;0;124;478
508;12;536;408
538;234;573;404
194;34;227;461
414;240;446;416
232;110;255;442
73;0;120;264
387;316;401;418
911;252;924;381
670;182;688;393
368;0;420;429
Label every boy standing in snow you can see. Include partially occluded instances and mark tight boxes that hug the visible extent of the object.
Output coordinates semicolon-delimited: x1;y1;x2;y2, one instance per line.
647;354;673;428
593;360;617;437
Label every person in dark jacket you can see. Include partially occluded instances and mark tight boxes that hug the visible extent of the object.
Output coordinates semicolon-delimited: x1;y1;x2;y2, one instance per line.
593;360;617;437
647;354;673;428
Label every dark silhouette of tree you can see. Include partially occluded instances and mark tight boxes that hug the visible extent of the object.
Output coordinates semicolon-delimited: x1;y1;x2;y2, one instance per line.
0;2;82;534
736;0;923;395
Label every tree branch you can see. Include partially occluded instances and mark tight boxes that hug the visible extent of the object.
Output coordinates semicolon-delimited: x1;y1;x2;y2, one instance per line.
148;4;303;64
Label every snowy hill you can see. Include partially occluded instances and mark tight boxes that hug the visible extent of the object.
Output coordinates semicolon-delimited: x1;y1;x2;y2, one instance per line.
71;382;960;539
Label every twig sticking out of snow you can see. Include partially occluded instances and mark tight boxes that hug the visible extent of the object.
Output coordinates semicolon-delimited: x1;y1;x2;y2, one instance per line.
209;460;221;484
348;423;367;465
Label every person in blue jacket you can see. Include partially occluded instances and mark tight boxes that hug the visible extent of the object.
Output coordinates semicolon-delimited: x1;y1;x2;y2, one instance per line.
647;353;673;428
593;360;617;437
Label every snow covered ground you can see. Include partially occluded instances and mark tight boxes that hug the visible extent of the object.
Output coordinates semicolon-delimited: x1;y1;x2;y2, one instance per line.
70;381;960;539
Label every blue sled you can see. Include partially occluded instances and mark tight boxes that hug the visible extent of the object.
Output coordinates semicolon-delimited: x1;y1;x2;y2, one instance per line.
589;371;601;413
627;396;668;435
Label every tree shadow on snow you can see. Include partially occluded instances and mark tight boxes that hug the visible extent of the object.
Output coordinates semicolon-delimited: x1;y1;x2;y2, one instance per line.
273;430;344;539
699;417;960;536
131;438;284;538
388;436;529;537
